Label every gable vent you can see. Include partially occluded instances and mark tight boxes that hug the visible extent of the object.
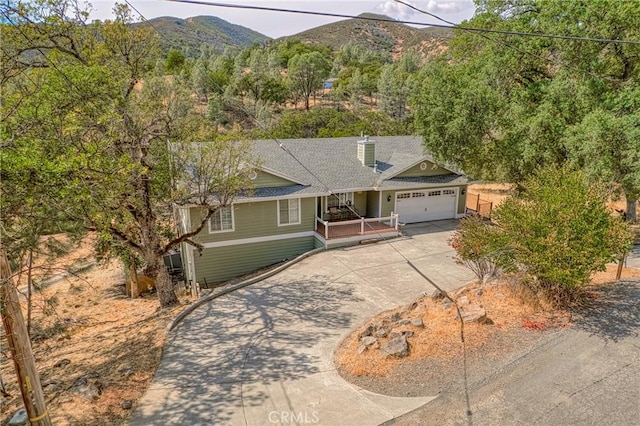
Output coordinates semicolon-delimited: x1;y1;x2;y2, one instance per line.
357;136;376;167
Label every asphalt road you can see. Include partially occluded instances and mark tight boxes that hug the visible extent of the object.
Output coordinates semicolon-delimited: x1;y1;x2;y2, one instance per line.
386;279;640;426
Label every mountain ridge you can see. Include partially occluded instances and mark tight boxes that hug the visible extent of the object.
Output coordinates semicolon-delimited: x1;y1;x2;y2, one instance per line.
142;13;451;58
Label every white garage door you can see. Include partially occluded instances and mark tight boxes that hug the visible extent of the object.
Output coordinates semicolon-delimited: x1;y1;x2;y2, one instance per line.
396;188;457;223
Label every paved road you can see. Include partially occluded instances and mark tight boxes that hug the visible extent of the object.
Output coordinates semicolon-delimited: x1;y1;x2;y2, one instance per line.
133;220;474;425
387;279;640;426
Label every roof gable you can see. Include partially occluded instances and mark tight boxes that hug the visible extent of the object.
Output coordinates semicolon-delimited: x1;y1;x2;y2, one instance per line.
387;158;457;179
250;136;466;193
252;168;303;188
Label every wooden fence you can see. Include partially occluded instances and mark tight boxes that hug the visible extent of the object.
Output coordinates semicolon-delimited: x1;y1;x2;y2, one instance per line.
466;192;493;219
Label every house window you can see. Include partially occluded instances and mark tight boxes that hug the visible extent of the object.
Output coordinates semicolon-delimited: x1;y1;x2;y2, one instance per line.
278;199;301;225
397;193;411;199
412;192;426;198
209;206;234;233
443;189;456;195
428;190;442;197
327;192;353;208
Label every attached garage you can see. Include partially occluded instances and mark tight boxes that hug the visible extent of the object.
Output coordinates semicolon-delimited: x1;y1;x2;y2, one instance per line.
395;188;458;223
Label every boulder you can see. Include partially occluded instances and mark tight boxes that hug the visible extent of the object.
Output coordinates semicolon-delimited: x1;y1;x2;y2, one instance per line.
360;336;377;346
457;295;470;305
441;299;453;310
7;408;27;426
375;328;388;338
381;335;409;358
460;305;492;324
71;381;101;402
411;318;424;328
358;324;375;339
404;296;424;312
430;289;445;301
121;400;133;410
390;327;414;339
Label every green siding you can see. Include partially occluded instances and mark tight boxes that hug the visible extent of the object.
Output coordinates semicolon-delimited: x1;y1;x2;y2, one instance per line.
193;236;315;284
458;185;468;214
253;170;298;188
354;192;367;216
381;190;396;217
189;197;315;244
397;161;453;177
366;191;380;217
357;142;375;166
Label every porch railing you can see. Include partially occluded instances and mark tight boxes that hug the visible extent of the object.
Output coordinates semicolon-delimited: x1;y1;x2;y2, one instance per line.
315;213;399;240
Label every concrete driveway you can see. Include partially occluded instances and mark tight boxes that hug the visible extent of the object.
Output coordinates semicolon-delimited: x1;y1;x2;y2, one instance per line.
132;220;474;425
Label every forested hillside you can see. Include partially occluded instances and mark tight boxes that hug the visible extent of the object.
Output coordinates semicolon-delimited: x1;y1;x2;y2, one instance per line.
284;12;452;58
140;15;270;56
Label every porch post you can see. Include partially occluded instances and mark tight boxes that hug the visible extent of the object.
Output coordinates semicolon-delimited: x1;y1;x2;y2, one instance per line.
360;217;365;234
324;221;329;239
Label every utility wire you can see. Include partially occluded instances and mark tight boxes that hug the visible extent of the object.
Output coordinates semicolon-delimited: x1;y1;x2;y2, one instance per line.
125;0;473;425
165;0;640;45
123;0;173;44
394;0;605;82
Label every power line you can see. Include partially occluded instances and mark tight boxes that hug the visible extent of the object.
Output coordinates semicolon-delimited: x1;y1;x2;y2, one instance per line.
119;4;476;423
393;0;605;82
165;0;640;45
123;0;173;44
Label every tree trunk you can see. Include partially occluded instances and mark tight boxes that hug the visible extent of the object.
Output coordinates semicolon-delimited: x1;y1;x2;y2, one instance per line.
626;197;637;223
0;248;52;425
149;257;178;308
156;266;178;308
129;261;140;299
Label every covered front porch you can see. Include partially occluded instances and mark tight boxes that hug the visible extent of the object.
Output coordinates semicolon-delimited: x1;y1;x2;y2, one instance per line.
314;214;400;248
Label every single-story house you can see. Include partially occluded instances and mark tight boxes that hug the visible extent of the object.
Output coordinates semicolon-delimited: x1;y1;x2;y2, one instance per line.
176;136;469;286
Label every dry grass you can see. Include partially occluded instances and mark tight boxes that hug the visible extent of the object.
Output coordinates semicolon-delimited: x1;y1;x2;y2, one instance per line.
335;281;561;377
1;241;192;425
468;183;514;208
337;262;640;378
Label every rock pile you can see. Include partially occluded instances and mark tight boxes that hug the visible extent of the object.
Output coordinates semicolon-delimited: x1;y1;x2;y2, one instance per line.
355;288;494;358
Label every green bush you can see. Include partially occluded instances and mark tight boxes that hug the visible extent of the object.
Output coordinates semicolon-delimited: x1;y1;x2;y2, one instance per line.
449;215;512;282
501;167;633;302
453;166;633;304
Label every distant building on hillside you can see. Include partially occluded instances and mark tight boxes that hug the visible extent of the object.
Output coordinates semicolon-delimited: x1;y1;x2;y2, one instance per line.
323;78;337;90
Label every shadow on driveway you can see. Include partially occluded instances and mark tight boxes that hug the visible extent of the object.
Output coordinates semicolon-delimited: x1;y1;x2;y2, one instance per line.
133;274;363;425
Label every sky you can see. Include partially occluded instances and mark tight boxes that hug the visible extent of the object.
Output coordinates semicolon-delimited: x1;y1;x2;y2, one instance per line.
89;1;477;38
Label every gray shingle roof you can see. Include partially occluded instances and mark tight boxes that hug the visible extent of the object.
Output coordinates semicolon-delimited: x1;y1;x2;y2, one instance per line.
241;185;322;200
250;136;467;195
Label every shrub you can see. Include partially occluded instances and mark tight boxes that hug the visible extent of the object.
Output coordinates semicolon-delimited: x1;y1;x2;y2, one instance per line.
449;215;512;282
493;166;633;303
452;166;633;305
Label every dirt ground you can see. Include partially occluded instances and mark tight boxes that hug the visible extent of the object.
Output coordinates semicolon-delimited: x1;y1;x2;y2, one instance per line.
1;235;192;425
1;207;637;424
335;265;640;398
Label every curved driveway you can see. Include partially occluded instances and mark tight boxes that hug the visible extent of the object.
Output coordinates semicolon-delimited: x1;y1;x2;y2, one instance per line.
133;220;474;425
